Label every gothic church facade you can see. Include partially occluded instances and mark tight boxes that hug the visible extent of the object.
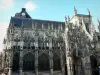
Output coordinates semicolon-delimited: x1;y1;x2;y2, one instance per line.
1;8;100;75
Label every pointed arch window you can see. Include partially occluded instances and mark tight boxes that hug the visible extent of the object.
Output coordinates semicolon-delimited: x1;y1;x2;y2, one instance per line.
30;38;35;49
85;23;89;33
44;38;49;49
57;42;60;49
52;38;55;49
38;37;43;49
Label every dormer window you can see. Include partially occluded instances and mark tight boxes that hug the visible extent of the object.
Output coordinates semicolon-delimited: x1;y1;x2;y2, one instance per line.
14;8;31;18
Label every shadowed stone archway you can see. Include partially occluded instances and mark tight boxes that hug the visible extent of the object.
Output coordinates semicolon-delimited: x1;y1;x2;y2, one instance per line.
13;52;19;72
90;55;99;75
23;52;35;71
53;53;61;71
38;53;50;71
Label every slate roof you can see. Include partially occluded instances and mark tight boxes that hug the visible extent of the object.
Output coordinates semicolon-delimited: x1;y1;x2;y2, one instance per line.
9;8;65;30
10;17;65;30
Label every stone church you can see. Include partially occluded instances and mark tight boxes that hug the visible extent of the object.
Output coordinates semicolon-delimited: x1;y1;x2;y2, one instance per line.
0;8;100;75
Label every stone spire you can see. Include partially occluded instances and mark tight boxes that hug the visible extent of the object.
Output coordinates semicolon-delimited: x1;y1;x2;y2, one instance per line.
60;24;63;31
74;6;77;15
65;15;67;23
68;16;70;22
87;8;91;16
98;18;100;32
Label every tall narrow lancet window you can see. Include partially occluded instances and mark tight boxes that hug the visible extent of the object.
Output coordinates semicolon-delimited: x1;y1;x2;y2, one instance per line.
31;38;35;49
55;40;58;49
52;38;55;49
57;42;60;49
46;42;49;49
44;38;49;49
38;37;41;49
42;37;44;49
27;38;31;49
38;37;43;49
85;23;89;33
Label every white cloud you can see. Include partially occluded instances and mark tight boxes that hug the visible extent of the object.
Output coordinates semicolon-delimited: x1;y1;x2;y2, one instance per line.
24;1;37;11
0;22;9;52
0;0;13;9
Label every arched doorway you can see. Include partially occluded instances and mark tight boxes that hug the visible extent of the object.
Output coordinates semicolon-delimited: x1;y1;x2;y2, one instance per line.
23;52;34;71
90;55;98;75
38;53;49;71
53;53;61;71
13;52;19;72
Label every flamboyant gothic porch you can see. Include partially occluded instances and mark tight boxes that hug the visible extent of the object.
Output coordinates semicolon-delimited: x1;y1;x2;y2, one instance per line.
9;48;66;75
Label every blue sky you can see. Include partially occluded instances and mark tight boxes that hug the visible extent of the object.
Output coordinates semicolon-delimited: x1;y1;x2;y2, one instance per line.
1;0;100;23
0;0;100;51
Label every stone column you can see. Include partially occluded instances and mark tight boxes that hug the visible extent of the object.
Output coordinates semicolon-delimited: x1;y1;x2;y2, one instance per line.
49;37;53;75
8;50;13;75
2;51;6;69
35;37;38;75
8;67;12;75
66;57;74;75
64;30;74;75
19;50;23;75
35;50;38;75
49;51;53;75
81;57;92;75
8;31;14;75
60;48;65;75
